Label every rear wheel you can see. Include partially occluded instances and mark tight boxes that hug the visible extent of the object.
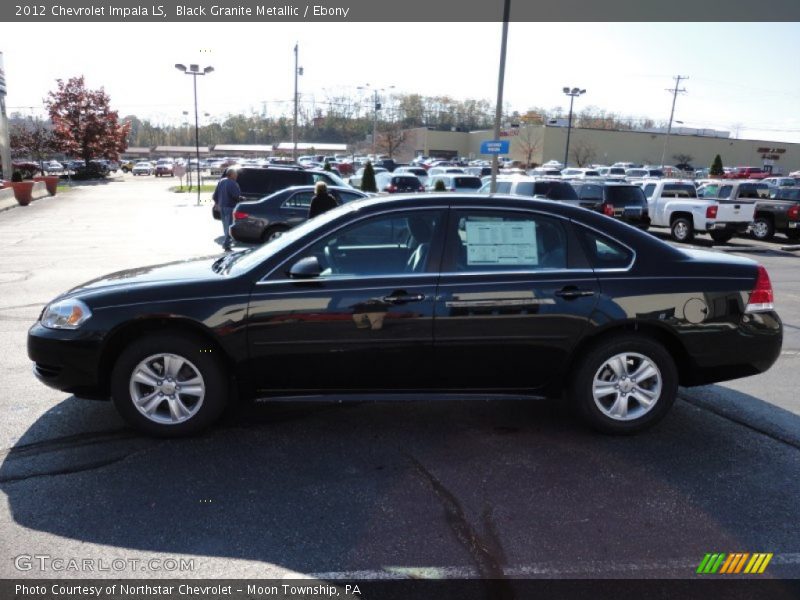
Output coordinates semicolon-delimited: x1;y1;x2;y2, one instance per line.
710;231;733;244
569;335;678;434
111;333;229;437
750;217;774;241
670;217;694;243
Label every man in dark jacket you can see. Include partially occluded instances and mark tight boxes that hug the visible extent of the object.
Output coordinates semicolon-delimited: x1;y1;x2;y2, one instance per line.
213;168;241;251
308;181;338;218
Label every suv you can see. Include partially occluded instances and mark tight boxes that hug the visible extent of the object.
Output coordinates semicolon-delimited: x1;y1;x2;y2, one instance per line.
213;167;350;219
479;177;578;201
570;182;651;230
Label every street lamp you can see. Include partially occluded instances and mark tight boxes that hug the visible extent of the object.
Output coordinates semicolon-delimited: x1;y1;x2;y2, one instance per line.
358;84;394;157
175;63;214;206
562;86;586;168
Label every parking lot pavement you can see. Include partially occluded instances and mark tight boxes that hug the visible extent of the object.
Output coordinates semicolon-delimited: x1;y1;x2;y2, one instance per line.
1;181;799;579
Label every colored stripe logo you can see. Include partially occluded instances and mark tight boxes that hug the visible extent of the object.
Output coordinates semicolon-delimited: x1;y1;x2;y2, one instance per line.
697;553;773;574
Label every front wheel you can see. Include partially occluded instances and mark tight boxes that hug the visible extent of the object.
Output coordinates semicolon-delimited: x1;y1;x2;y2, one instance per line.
709;231;734;244
670;217;694;243
111;333;229;437
569;335;678;434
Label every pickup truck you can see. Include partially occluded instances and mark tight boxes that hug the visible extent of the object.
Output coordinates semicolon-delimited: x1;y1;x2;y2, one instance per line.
750;187;800;241
638;179;755;243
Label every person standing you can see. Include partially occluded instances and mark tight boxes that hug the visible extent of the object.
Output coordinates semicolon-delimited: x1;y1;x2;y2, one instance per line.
308;181;339;219
213;168;241;251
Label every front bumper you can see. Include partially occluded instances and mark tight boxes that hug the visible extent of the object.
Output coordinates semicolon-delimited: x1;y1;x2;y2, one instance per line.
27;323;107;399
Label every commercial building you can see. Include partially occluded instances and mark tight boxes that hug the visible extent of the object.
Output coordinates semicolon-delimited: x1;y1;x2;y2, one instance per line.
404;125;800;174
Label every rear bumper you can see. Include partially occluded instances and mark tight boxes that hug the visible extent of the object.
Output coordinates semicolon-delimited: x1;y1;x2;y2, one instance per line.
27;323;107;399
706;221;750;233
682;311;783;386
230;221;264;242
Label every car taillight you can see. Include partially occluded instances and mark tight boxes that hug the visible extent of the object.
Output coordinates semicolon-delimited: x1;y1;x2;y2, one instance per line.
601;202;615;217
788;205;800;221
746;265;774;313
418;185;425;192
706;205;718;219
233;211;248;220
386;184;396;193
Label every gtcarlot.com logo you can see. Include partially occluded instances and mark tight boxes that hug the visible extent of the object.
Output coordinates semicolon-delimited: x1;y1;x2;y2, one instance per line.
697;552;773;574
14;554;195;573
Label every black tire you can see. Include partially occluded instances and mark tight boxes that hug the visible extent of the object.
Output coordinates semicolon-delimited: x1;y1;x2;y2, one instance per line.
670;217;694;243
709;231;733;244
750;217;774;241
569;334;678;434
263;224;289;242
111;332;229;437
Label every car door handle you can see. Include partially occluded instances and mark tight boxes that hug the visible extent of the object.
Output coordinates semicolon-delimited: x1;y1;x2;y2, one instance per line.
382;292;426;304
555;287;595;299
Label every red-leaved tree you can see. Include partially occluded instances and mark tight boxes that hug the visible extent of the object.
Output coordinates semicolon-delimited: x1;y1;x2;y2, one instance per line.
45;76;130;163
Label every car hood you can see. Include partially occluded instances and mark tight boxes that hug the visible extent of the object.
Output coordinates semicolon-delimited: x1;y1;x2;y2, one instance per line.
62;255;224;299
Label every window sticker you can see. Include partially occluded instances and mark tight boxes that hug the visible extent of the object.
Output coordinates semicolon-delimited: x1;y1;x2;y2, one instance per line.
465;221;538;265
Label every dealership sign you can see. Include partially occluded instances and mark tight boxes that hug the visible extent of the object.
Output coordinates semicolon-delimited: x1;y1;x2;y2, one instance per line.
480;140;510;155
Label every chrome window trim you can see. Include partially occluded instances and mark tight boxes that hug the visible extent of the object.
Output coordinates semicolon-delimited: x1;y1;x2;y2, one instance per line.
261;205;449;282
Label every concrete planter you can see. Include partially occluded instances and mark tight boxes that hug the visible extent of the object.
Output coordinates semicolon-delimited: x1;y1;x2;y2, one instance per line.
34;175;60;196
11;181;35;205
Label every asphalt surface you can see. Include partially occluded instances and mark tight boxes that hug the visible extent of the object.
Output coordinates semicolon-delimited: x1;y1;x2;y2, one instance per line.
0;176;798;580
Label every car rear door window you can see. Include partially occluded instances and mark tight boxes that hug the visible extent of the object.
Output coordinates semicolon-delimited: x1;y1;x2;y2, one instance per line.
576;227;633;270
282;191;314;208
446;211;568;272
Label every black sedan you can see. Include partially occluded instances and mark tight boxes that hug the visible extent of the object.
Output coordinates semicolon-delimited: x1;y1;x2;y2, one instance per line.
28;194;782;437
230;185;370;243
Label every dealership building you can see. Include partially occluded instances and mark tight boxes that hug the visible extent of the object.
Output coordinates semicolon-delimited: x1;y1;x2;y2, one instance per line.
402;124;800;174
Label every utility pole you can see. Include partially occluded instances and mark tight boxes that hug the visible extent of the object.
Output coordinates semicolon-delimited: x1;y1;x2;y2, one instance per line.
292;43;303;161
490;0;511;193
660;75;688;168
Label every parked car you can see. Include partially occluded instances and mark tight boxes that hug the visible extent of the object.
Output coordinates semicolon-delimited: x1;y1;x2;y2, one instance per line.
376;172;425;194
570;182;651;230
44;160;64;173
751;187;800;241
395;166;429;186
120;160;136;173
427;166;466;179
155;160;175;177
426;174;482;193
132;161;154;176
478;176;580;202
28;193;783;436
230;186;371;243
726;166;770;180
213;167;351;219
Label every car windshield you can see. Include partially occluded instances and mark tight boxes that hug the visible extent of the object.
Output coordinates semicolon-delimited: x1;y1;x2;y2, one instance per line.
226;201;359;275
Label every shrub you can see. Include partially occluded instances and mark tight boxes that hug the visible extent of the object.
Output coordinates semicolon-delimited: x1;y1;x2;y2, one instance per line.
11;171;24;183
710;154;724;177
434;179;447;192
361;162;377;193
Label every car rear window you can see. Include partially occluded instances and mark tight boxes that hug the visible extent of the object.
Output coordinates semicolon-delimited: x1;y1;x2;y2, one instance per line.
661;184;697;198
455;177;482;189
393;176;421;187
538;181;579;200
237;169;310;195
575;184;603;201
605;186;647;206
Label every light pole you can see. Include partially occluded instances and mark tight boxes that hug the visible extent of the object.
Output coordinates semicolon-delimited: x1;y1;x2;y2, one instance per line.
358;84;394;157
562;87;585;168
292;43;303;162
175;63;214;206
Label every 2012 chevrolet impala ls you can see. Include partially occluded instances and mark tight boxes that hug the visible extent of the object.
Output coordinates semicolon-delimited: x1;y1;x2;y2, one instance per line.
28;194;782;436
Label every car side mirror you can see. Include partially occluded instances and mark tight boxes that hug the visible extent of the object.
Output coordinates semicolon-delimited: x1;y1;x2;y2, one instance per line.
288;256;322;279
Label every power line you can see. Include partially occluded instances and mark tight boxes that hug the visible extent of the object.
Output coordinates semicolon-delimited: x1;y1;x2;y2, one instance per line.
660;75;688;166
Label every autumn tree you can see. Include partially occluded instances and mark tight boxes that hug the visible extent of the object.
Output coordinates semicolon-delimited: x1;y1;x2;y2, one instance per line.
9;118;60;173
45;76;130;163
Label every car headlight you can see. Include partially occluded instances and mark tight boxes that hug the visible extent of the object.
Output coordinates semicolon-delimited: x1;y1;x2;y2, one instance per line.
41;299;92;330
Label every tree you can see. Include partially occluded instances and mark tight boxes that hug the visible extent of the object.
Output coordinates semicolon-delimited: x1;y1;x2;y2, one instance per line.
570;139;596;167
710;154;724;176
672;153;694;167
377;122;407;158
323;161;332;172
361;162;377;192
9;118;60;173
45;76;130;163
515;127;542;167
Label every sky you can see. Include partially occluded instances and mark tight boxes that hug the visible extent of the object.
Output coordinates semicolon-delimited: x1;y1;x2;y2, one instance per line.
2;21;800;143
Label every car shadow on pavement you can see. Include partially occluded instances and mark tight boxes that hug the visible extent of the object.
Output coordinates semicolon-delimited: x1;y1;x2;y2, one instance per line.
2;390;800;578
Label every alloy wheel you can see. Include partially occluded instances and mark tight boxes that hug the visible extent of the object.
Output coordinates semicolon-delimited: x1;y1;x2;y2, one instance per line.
128;353;205;425
592;352;662;421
